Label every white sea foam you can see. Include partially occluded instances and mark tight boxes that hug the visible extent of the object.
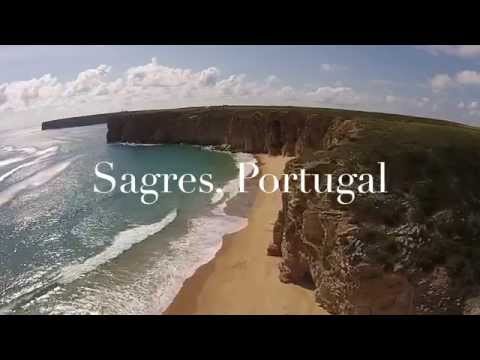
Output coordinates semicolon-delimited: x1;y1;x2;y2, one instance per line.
213;152;256;211
1;146;15;152
0;157;74;207
34;146;58;156
154;150;256;313
4;144;257;315
59;209;178;284
153;207;248;314
210;151;257;204
118;142;164;147
40;201;247;315
199;144;258;205
1;145;38;154
210;188;225;204
18;147;38;154
0;156;26;168
85;147;254;314
232;152;257;171
0;146;58;183
86;146;257;314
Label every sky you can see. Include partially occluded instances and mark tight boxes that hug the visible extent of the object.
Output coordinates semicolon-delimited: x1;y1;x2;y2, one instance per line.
1;45;480;126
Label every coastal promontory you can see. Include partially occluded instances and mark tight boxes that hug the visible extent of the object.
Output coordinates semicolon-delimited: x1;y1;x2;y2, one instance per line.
42;105;480;314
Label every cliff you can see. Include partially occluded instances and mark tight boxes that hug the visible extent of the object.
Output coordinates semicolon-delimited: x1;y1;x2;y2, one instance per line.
105;106;320;155
41;110;168;130
49;105;480;314
42;113;109;130
271;117;480;314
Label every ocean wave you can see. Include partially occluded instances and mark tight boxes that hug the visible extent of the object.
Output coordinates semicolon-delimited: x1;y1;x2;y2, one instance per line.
0;156;27;168
35;146;58;156
1;145;15;152
210;188;225;204
0;268;61;314
232;152;257;170
153;207;248;314
59;209;178;284
4;144;256;314
1;145;60;156
2;173;178;314
155;150;256;313
1;145;38;154
18;147;38;154
0;146;58;183
210;151;257;204
32;203;247;315
0;156;75;207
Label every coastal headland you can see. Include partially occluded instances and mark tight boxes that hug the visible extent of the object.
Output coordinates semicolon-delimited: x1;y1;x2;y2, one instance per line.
42;105;480;314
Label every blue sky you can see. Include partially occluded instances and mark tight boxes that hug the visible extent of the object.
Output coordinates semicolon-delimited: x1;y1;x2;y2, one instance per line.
1;45;480;125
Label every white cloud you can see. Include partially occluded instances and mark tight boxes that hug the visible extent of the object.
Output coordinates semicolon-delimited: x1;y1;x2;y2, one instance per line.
468;102;480;116
276;85;296;100
307;86;360;105
124;57;220;91
0;58;450;123
431;74;454;92
321;63;334;72
376;94;434;112
419;45;480;59
456;101;480;117
64;64;112;97
320;63;347;72
266;75;280;85
198;67;220;87
415;97;430;107
455;70;480;85
1;74;62;110
216;74;249;96
93;78;124;97
430;70;480;92
385;95;396;104
0;60;297;114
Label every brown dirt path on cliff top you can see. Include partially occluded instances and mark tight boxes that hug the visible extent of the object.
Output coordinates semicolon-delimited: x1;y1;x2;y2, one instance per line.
165;155;328;315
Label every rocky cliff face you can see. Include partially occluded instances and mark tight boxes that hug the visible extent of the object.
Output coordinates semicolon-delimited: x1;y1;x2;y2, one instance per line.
106;107;319;155
269;113;480;314
42;113;111;130
104;106;480;314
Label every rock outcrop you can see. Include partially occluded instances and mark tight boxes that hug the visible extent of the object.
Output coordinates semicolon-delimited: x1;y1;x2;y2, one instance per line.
267;112;480;314
105;107;317;156
45;105;480;314
42;113;111;130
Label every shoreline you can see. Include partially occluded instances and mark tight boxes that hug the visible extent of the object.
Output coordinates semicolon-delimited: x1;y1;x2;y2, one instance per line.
164;154;327;315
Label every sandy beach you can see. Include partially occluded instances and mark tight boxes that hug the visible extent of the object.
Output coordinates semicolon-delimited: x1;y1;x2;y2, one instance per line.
165;154;327;315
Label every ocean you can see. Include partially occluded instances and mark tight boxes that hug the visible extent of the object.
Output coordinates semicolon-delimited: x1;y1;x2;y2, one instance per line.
0;121;253;314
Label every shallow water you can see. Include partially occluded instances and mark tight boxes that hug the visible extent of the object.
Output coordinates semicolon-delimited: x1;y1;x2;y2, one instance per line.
0;122;252;314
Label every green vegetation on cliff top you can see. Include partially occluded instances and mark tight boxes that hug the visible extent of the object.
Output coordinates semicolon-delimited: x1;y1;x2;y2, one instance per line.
317;110;480;293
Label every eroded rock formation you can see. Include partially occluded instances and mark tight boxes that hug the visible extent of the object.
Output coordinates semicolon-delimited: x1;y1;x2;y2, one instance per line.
44;105;480;314
105;107;314;155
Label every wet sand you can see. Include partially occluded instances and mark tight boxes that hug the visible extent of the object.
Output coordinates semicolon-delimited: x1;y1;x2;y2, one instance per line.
165;154;327;315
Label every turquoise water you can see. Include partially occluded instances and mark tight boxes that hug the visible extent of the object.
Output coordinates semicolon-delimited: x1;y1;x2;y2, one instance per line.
0;123;249;314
